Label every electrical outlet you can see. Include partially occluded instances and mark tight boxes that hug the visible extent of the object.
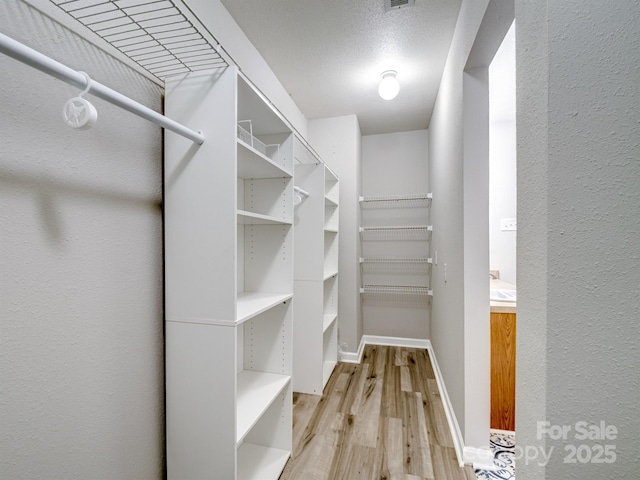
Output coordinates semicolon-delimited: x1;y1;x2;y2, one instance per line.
501;218;517;231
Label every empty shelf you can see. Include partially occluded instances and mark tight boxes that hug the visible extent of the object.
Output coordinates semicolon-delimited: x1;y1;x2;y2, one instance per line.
325;195;338;206
323;270;339;281
237;443;290;480
237;210;292;225
51;0;228;82
359;225;432;232
236;371;291;445
237;292;293;324
359;193;432;203
323;314;337;333
360;285;433;296
360;257;433;264
237;139;291;179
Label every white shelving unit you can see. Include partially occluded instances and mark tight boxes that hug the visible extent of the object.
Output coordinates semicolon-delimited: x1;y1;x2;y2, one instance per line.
164;67;293;480
360;194;433;297
292;137;340;394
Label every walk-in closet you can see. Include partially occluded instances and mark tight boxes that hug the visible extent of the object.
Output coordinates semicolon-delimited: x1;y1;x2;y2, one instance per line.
0;1;495;478
6;1;637;480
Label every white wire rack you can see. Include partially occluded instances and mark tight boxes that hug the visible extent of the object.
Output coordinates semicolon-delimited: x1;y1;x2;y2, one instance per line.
50;0;228;81
237;120;280;159
359;225;432;233
359;257;433;264
359;193;432;203
360;285;433;296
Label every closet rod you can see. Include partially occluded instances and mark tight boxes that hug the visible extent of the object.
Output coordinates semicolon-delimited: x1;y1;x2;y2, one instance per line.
0;33;204;145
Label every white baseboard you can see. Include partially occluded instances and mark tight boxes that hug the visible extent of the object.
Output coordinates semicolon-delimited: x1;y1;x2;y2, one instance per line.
338;350;361;363
361;334;430;349
338;336;365;363
423;340;466;468
338;336;493;470
339;335;430;363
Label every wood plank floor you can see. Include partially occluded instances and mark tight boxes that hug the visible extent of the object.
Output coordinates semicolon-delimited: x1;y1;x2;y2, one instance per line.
280;345;477;480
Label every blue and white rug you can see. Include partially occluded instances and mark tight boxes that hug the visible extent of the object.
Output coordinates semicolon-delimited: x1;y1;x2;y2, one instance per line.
475;430;516;479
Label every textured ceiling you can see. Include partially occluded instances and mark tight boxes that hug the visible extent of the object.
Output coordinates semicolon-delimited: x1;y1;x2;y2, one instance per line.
220;0;462;135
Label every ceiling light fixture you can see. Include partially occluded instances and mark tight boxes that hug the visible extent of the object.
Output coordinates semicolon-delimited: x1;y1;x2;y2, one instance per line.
378;70;399;100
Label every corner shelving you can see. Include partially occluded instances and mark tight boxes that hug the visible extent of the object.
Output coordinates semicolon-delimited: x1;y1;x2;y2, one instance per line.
164;67;293;480
292;137;339;395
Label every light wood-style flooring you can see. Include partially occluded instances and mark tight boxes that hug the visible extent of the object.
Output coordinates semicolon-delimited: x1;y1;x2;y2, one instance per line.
280;345;477;480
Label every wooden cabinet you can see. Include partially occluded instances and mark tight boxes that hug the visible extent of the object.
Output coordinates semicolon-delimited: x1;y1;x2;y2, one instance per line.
490;311;516;431
164;67;293;479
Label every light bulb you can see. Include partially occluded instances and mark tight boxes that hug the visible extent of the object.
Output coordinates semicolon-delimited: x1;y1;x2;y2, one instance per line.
378;70;399;100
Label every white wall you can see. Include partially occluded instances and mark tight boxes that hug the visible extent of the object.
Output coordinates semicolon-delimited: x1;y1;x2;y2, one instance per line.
0;2;164;478
308;115;363;355
462;65;491;456
489;23;517;285
361;130;430;339
430;0;516;464
428;0;491;452
362;131;429;197
516;1;640;478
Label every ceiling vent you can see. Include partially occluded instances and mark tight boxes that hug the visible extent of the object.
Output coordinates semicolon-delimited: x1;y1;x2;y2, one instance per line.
384;0;415;12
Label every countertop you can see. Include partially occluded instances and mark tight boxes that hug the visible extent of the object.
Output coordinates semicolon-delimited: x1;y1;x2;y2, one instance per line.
490;279;517;314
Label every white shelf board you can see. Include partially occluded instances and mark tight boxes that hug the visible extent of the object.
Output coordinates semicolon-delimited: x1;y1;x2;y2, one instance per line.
324;227;339;233
323;314;337;333
238;210;292;225
237;443;290;480
237;292;293;324
237;371;291;445
322;360;337;388
237;139;292;179
323;270;339;281
325;195;338;207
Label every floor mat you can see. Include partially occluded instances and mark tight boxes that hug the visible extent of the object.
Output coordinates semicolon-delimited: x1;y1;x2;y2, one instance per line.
475;430;515;479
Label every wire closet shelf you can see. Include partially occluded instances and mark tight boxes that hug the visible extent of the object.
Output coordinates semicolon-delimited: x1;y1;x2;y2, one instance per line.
359;225;433;232
50;0;228;81
360;285;433;296
359;257;433;264
359;193;432;207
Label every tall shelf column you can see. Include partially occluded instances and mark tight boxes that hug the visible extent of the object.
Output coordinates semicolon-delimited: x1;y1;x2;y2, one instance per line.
292;137;340;394
164;67;294;480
